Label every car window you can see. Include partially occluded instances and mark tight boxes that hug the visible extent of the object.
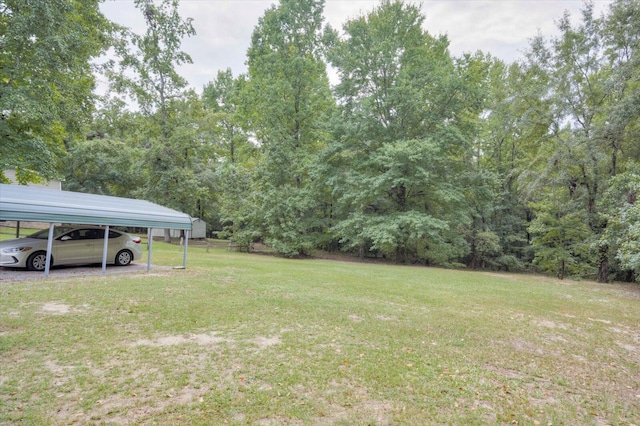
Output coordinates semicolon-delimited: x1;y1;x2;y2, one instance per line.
27;227;121;240
64;230;81;240
73;229;122;239
28;227;75;239
78;229;99;239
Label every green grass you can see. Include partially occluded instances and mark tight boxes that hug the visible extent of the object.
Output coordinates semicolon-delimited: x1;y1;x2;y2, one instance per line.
0;226;41;240
1;241;639;425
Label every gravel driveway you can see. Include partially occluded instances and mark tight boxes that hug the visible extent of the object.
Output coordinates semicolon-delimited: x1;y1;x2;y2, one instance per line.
0;262;156;282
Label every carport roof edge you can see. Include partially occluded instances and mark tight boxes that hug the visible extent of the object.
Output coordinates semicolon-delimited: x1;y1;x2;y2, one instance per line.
0;184;192;230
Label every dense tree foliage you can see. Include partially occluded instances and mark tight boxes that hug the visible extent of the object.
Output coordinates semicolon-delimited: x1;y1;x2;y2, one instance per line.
10;0;640;281
0;0;111;183
514;0;640;281
325;1;485;265
231;0;334;255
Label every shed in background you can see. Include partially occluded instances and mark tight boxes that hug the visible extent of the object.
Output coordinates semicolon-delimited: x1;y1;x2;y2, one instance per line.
152;218;206;239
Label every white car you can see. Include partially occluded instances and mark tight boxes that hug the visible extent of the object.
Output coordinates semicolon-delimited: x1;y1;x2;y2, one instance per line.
0;226;143;271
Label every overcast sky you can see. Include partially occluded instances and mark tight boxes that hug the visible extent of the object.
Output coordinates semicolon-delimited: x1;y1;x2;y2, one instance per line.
99;0;614;92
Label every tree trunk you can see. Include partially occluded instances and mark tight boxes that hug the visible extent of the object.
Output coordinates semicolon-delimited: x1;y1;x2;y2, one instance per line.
164;228;171;243
597;245;609;283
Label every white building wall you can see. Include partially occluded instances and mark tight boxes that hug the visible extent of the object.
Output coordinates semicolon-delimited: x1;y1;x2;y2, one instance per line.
4;169;62;190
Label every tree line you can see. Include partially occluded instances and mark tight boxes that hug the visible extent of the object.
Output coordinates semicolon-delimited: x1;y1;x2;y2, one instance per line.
2;0;640;282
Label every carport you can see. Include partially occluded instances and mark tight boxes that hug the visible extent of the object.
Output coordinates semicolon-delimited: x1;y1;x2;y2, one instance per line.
0;184;192;277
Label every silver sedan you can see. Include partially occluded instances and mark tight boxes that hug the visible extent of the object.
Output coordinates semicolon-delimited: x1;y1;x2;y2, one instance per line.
0;226;143;271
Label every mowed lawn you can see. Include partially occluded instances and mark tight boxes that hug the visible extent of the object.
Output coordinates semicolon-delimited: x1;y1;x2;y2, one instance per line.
1;242;639;425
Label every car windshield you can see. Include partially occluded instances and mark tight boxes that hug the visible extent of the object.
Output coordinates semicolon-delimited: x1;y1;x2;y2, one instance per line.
28;226;77;240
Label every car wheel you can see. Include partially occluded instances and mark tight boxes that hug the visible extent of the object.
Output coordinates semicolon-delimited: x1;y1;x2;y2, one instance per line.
27;251;49;271
115;250;133;266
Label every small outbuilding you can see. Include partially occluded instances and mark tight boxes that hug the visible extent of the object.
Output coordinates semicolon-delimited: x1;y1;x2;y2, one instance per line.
0;184;192;276
151;218;206;240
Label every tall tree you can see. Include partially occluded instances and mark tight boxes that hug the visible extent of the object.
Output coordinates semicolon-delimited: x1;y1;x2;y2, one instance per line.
523;1;640;281
0;0;111;183
473;57;553;270
202;70;257;243
107;0;200;239
109;0;195;140
597;0;640;281
239;0;334;255
327;0;483;264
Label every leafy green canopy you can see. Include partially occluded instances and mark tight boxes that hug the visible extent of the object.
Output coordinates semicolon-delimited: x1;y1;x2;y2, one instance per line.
234;0;334;255
105;0;212;223
0;0;111;183
326;0;484;265
45;0;640;281
514;0;640;281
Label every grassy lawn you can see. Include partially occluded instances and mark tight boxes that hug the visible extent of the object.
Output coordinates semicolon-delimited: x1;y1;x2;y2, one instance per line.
1;241;639;425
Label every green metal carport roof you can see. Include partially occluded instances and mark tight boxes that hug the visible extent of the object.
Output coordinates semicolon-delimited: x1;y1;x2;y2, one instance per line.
0;184;192;230
0;184;193;276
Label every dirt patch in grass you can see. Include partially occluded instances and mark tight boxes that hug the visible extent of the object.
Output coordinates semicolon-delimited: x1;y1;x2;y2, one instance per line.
321;380;394;424
130;332;283;356
40;302;72;315
79;384;207;425
348;313;363;322
38;301;92;315
533;318;569;329
132;332;227;347
249;336;281;349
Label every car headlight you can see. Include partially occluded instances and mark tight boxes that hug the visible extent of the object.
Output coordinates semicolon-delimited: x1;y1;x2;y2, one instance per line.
1;247;32;254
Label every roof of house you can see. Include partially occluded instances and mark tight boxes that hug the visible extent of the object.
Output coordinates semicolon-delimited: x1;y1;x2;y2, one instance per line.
0;184;192;230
